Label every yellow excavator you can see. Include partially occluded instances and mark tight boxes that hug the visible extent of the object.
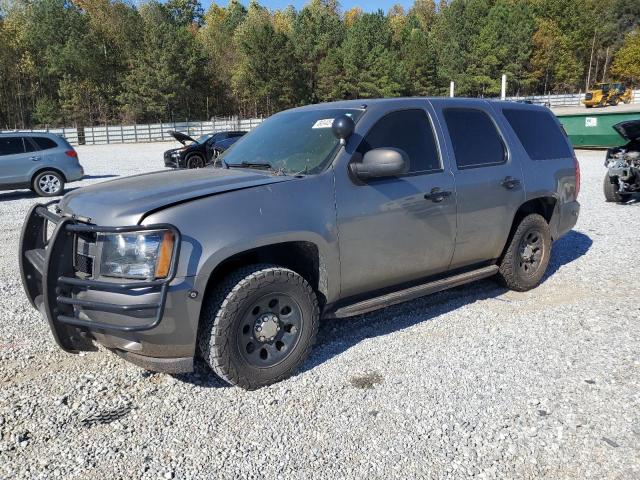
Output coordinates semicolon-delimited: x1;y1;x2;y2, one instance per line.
583;82;634;108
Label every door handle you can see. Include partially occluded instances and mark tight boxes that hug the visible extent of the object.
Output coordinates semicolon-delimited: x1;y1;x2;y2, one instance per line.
424;188;452;203
29;156;40;162
501;176;521;189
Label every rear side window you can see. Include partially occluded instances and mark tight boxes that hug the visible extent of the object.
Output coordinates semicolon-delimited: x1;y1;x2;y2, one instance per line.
31;136;58;151
503;108;572;160
358;109;441;173
443;108;506;169
0;137;25;156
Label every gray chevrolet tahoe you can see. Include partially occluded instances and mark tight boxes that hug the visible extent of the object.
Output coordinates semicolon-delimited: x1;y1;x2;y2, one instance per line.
19;98;580;389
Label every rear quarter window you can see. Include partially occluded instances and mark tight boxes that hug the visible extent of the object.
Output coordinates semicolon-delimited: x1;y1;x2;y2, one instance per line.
502;108;572;160
31;137;59;150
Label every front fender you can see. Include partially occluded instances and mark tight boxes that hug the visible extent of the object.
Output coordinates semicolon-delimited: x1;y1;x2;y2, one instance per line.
142;171;340;304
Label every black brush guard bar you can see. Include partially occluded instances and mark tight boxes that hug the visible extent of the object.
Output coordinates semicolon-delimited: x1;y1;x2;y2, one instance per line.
19;201;181;352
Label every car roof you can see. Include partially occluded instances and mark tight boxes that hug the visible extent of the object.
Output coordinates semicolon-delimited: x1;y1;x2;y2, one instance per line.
288;97;551;114
0;131;63;140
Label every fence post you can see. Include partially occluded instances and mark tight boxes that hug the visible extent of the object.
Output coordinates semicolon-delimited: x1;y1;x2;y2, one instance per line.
148;124;151;142
105;125;110;145
160;122;164;141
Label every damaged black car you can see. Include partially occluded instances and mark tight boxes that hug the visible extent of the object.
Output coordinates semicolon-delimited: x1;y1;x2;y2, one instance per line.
163;130;246;169
604;120;640;203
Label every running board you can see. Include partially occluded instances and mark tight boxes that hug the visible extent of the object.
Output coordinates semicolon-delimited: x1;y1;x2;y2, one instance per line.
331;265;499;318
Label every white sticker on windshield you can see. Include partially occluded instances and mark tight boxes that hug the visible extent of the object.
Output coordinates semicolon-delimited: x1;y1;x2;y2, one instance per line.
312;119;334;129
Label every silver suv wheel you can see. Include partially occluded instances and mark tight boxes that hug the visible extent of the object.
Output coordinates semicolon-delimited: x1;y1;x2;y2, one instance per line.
33;171;65;197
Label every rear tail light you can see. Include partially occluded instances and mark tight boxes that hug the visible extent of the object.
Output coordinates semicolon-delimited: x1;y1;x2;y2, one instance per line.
65;150;78;158
573;152;580;199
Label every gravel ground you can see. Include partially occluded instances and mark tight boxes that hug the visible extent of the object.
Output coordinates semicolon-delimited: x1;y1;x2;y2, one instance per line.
0;144;638;479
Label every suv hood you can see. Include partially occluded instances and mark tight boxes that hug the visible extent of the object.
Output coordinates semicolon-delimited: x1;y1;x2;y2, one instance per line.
613;120;640;142
169;131;196;145
59;168;293;225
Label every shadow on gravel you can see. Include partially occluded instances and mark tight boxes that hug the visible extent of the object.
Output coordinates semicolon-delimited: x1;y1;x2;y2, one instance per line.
171;359;231;389
543;230;592;281
0;187;80;201
303;229;593;374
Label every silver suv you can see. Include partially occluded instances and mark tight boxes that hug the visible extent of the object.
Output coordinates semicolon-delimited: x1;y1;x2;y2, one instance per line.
0;133;84;196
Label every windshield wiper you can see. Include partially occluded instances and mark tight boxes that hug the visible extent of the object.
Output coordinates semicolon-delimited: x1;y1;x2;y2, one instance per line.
226;161;274;171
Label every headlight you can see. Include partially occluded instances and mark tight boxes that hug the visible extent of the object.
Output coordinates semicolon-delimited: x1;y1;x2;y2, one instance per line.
98;230;175;280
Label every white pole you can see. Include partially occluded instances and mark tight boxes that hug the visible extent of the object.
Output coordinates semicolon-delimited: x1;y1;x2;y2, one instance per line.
450;81;455;98
501;74;507;100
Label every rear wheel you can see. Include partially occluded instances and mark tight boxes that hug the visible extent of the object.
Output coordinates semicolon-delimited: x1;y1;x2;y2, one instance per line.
609;97;620;106
32;170;64;197
497;214;551;292
199;264;319;390
603;174;631;203
186;154;205;169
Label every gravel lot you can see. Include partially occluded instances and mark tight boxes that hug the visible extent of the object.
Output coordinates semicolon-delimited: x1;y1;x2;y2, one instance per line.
0;144;638;479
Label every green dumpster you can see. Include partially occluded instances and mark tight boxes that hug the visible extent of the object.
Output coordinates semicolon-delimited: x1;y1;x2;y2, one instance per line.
554;104;640;148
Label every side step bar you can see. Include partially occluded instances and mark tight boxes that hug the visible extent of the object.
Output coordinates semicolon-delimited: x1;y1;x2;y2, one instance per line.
332;265;499;318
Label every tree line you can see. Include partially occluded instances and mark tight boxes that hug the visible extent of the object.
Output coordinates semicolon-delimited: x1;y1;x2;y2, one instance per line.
1;0;639;129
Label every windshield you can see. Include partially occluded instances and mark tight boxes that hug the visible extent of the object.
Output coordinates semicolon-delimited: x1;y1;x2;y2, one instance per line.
195;134;214;144
219;108;364;174
594;83;610;92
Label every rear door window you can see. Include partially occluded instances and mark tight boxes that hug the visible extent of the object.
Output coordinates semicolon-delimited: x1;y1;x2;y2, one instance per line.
357;109;441;173
443;108;506;169
0;137;25;156
24;138;38;152
31;137;58;151
502;108;572;160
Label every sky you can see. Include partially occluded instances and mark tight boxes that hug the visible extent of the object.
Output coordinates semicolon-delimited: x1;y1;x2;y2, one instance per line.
202;1;415;12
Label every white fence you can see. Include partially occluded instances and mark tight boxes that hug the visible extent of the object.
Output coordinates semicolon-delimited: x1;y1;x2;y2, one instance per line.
3;90;639;145
1;117;264;146
507;89;640;107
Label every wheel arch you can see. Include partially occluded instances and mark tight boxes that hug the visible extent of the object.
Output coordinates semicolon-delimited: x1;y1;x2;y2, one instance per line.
500;196;557;261
199;240;329;313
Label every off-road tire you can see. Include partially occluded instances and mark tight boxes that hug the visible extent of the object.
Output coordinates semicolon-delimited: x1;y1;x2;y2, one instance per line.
497;214;551;292
186;154;205;169
198;264;319;390
32;170;65;197
603;174;631;203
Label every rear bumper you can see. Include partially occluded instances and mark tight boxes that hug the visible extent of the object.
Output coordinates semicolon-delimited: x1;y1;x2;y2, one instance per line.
551;200;580;240
66;164;84;182
19;202;197;373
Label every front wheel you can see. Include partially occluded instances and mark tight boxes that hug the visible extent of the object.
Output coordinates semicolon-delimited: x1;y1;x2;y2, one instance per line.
497;214;551;292
199;264;319;390
186;155;205;169
32;170;65;197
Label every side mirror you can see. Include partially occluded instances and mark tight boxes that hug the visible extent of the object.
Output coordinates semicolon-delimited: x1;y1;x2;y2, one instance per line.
350;148;409;180
332;115;355;145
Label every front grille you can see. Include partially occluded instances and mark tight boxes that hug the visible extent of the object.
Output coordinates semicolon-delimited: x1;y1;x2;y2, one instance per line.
74;253;94;277
74;234;96;277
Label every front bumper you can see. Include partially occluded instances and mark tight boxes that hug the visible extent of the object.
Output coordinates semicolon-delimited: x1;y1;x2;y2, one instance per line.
164;152;180;168
19;202;195;372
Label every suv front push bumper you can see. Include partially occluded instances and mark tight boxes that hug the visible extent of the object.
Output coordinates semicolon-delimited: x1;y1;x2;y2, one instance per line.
19;202;183;358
